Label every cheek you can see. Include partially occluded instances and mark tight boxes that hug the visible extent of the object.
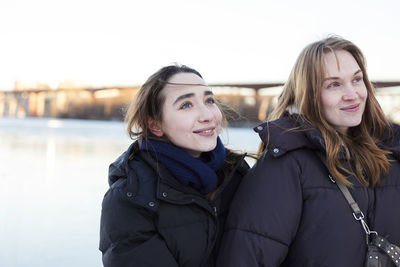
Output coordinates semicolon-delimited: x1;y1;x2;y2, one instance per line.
320;94;332;114
213;108;223;124
360;87;368;100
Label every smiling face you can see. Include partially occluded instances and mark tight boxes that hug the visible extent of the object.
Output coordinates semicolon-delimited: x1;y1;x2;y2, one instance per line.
149;72;222;157
320;50;368;134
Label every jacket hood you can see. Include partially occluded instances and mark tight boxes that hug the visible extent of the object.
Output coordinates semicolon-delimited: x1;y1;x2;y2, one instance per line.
108;142;137;186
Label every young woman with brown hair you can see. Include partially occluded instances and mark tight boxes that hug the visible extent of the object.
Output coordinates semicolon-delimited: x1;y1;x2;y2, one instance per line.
99;64;249;267
217;36;400;267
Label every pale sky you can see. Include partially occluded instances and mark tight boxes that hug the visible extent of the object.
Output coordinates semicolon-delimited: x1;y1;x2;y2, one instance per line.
0;0;399;89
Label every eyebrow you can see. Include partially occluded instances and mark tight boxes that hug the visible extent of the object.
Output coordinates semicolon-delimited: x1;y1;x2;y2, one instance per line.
323;69;362;82
173;90;214;105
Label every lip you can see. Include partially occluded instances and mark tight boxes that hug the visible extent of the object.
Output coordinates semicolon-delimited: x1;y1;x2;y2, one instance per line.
193;127;216;136
340;104;360;112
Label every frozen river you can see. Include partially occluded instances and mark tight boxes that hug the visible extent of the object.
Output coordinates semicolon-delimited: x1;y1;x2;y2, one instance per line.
0;118;260;267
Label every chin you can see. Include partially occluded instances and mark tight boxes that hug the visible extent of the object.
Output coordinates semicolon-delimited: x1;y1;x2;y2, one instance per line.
202;143;217;152
349;120;363;127
341;117;362;127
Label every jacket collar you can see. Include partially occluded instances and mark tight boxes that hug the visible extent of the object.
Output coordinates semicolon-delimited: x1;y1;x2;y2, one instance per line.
254;116;325;157
108;141;138;186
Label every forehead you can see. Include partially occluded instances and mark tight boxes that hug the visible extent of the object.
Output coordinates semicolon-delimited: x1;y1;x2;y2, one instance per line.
323;50;360;76
167;72;205;85
162;72;208;97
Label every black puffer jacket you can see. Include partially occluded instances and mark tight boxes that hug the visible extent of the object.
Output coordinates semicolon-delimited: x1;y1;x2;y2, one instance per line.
99;142;249;267
217;116;400;267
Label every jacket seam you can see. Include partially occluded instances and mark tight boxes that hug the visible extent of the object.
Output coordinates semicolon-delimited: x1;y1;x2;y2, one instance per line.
225;227;289;247
375;184;400;188
158;219;207;230
302;186;338;190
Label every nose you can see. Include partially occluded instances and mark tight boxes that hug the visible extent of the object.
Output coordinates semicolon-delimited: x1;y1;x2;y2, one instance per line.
342;84;358;101
197;104;214;122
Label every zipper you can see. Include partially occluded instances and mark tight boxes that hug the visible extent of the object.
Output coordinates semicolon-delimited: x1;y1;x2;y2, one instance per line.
202;154;247;263
201;207;219;267
213;206;218;217
202;156;246;267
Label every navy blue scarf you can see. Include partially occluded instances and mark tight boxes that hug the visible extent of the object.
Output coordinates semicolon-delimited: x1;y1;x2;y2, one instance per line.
139;137;226;195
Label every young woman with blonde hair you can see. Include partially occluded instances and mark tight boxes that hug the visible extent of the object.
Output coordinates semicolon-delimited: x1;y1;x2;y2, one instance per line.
99;64;249;267
217;36;400;266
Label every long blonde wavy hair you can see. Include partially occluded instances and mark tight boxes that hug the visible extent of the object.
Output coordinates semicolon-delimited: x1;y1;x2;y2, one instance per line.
266;36;391;187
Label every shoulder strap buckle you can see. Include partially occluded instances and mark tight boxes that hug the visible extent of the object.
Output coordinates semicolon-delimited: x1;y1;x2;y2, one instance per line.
352;211;364;221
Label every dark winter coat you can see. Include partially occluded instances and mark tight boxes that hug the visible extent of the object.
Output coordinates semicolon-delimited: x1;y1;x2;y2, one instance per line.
217;116;400;267
99;141;249;267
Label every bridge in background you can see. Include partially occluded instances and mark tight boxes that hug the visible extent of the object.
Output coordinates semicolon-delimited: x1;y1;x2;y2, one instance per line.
210;81;400;90
1;81;400;124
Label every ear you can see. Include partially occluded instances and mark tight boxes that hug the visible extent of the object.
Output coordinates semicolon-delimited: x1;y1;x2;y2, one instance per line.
147;118;164;137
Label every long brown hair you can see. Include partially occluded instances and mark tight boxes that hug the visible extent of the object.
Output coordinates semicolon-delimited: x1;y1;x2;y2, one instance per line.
267;36;390;187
